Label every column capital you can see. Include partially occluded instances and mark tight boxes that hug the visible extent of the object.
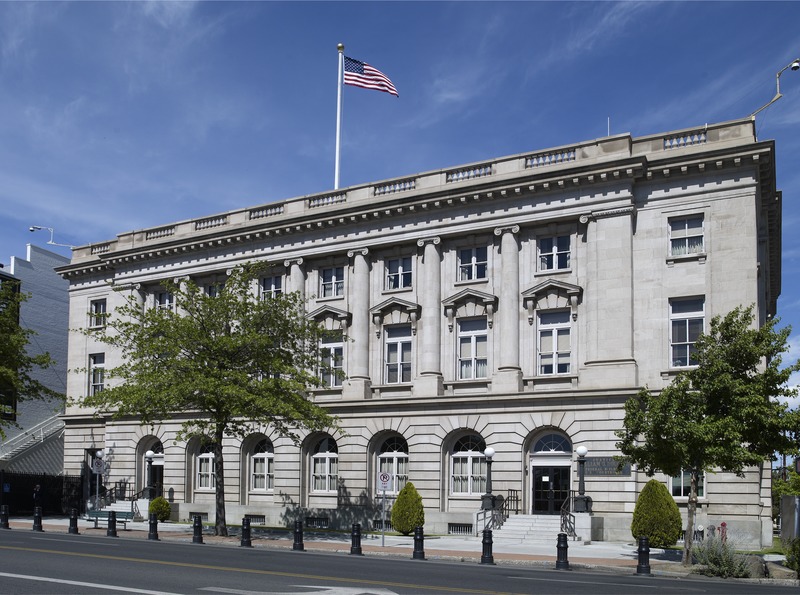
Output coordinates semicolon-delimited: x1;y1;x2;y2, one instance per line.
416;236;441;248
493;224;520;237
283;257;304;268
346;248;369;259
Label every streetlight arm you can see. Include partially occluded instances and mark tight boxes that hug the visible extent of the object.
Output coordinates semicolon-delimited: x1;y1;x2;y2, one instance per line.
750;58;800;117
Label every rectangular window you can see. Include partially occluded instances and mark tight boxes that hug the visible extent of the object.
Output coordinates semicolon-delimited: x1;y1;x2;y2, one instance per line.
197;454;215;490
320;267;344;298
385;257;412;290
538;311;571;375
670;470;705;498
252;456;274;491
205;282;224;298
670;297;704;367
155;291;173;311
458;247;488;281
669;216;704;257
320;332;344;387
89;299;107;328
538;235;571;271
458;318;488;380
385;325;412;384
312;457;338;492
89;353;105;395
260;275;283;299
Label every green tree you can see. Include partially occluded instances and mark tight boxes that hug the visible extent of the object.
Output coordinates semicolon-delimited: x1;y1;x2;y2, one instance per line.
631;479;682;548
616;305;800;565
772;467;800;524
0;279;62;438
78;263;338;536
391;481;424;535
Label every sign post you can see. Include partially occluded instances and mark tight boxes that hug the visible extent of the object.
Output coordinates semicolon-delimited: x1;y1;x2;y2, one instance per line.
377;472;393;547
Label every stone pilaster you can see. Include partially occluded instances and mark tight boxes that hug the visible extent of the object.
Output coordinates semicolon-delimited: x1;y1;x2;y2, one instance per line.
284;258;305;298
415;237;443;396
493;225;522;392
344;248;371;399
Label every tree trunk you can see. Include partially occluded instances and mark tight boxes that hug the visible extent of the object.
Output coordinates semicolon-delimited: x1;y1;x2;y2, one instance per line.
214;427;228;536
681;470;698;566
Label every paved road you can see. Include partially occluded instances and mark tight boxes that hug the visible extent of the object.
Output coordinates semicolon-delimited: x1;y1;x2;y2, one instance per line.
0;527;797;594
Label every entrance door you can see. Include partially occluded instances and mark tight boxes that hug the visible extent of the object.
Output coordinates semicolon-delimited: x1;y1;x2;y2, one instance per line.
532;466;570;514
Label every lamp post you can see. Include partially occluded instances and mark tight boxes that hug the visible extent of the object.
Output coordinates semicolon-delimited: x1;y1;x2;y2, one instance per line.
94;449;105;510
145;450;155;500
574;446;591;513
751;58;800;117
481;447;495;510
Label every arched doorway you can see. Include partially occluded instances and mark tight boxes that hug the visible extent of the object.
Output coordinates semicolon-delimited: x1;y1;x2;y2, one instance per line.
530;433;572;515
144;441;164;498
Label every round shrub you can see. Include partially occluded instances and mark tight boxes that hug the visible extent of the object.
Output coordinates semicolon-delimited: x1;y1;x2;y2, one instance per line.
149;496;172;522
631;478;682;548
391;481;424;535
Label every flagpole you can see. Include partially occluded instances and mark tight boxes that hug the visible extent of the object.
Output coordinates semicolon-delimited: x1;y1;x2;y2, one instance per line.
334;43;344;190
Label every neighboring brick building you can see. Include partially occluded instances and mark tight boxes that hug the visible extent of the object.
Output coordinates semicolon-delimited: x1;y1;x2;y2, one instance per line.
58;117;780;546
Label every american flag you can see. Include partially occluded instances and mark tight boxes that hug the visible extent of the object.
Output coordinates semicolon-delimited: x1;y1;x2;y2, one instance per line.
343;56;399;97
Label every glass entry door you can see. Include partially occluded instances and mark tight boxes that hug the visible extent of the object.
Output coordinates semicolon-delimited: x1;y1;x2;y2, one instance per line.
532;465;570;514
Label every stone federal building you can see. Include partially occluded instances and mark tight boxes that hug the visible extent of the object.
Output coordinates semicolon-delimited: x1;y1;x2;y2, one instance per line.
58;117;780;547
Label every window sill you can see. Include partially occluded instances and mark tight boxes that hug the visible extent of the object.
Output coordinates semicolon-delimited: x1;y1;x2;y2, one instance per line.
666;253;706;266
534;268;572;277
454;278;489;287
660;366;698;379
316;294;345;302
382;286;413;294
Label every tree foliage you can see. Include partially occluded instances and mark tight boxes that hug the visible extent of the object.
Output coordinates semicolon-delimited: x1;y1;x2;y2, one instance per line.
0;280;62;438
616;305;800;565
631;479;682;548
78;263;338;536
391;481;424;535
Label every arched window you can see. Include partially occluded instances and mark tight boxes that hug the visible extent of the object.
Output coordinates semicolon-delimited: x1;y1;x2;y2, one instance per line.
378;436;408;494
251;439;274;491
196;443;216;490
451;434;487;495
311;436;338;493
533;434;571;454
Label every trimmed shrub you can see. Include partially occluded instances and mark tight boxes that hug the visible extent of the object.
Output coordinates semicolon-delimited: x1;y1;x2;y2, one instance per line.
692;535;751;578
630;478;682;548
784;537;800;578
391;481;424;535
149;496;171;522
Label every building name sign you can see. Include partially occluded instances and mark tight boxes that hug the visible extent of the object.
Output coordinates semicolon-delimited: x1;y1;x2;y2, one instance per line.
584;456;631;477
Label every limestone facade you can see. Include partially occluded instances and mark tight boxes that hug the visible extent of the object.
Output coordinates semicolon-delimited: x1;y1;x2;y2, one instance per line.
58;118;780;546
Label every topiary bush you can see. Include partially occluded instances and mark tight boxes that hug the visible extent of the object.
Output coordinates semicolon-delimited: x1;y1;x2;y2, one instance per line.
630;478;682;548
149;496;171;522
391;481;424;535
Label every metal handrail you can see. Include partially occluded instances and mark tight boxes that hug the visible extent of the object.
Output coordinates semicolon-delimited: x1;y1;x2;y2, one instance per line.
0;416;64;458
560;490;577;537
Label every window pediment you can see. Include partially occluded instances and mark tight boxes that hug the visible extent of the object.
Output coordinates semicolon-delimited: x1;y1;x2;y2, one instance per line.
370;298;420;337
522;280;582;324
442;288;498;332
308;306;351;331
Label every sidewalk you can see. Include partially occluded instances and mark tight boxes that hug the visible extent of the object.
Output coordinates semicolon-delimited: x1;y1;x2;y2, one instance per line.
4;515;795;584
3;515;685;574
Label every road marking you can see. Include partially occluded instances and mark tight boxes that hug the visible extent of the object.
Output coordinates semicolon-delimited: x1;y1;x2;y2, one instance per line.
33;536;119;546
202;587;399;595
0;571;182;594
0;545;515;594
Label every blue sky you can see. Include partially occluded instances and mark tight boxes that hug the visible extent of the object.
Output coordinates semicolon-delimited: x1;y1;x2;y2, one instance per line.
2;1;800;376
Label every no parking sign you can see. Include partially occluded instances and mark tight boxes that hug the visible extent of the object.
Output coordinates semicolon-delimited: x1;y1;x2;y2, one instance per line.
378;472;393;492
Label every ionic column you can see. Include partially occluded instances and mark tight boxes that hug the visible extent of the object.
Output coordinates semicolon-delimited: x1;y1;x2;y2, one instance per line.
284;258;305;298
416;237;443;396
493;225;522;392
347;248;370;381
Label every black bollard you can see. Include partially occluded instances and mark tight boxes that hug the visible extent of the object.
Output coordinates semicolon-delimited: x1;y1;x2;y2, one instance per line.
555;533;570;570
636;535;651;575
68;508;80;535
192;515;204;544
240;517;252;548
0;504;9;530
148;513;159;541
350;523;363;556
412;526;426;560
107;510;118;537
481;529;494;565
293;520;305;551
32;506;43;532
